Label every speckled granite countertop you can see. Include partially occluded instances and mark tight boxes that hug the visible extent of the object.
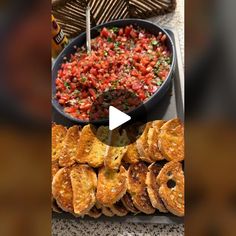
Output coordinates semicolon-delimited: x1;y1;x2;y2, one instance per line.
52;1;184;235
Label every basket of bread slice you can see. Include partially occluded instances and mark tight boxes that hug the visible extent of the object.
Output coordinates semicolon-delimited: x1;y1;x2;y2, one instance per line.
51;118;184;218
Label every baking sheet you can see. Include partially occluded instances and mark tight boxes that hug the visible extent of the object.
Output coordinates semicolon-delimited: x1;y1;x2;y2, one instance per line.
52;27;184;224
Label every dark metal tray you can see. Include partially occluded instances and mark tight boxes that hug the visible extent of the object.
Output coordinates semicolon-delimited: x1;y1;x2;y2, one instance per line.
52;27;184;224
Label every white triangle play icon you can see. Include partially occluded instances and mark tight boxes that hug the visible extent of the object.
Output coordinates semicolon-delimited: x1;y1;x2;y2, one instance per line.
109;106;131;131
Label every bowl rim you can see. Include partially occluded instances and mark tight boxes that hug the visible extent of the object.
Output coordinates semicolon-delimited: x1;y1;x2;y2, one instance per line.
52;18;176;124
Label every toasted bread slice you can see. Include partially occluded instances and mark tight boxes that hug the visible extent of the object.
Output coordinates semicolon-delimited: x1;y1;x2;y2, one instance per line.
52;167;73;212
51;160;61;212
95;202;114;217
123;143;140;164
137;121;165;163
58;126;80;167
147;120;166;161
110;201;128;216
52;160;60;179
127;162;155;214
157;161;184;216
121;193;139;214
158;118;184;161
52;124;67;161
52;198;62;213
104;130;129;170
136;123;153;163
87;205;102;218
96;166;127;206
146;162;167;212
101;207;114;217
70;164;97;216
87;126;109;167
75;125;97;163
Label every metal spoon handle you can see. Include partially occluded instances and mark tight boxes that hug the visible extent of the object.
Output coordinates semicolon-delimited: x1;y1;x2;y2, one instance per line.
86;5;91;54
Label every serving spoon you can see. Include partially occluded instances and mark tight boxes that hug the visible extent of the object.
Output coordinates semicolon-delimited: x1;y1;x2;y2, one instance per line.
86;4;91;54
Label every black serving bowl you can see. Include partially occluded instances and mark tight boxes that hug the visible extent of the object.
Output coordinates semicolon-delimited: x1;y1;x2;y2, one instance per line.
52;19;176;125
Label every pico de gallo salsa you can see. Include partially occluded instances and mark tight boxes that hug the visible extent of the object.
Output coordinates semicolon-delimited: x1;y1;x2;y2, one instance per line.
55;25;172;121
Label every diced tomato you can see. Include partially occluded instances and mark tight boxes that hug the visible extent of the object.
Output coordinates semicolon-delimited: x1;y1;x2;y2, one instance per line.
118;28;123;36
133;54;139;62
89;88;96;99
90;68;97;76
131;70;138;77
101;27;109;38
124;26;132;36
132;82;142;91
83;65;89;73
139;65;147;75
58;99;65;105
141;57;150;66
130;30;138;38
70;83;76;89
138;91;146;100
64;106;77;113
80;102;91;110
81;91;88;98
161;34;167;42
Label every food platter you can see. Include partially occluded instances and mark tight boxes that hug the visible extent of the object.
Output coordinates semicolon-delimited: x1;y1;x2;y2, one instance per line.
52;26;184;224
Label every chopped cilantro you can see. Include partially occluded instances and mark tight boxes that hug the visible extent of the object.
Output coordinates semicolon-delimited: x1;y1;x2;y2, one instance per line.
73;89;80;94
151;40;158;46
81;77;87;83
107;37;112;42
114;42;120;47
111;27;119;33
165;57;171;65
157;80;162;86
64;82;70;88
155;61;161;68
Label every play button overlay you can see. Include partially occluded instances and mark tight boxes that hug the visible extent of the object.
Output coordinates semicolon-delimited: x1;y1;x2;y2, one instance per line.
109;106;131;130
89;89;147;147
